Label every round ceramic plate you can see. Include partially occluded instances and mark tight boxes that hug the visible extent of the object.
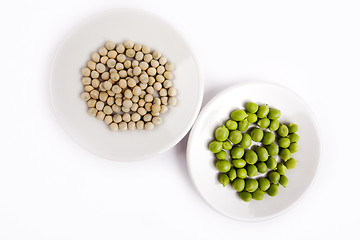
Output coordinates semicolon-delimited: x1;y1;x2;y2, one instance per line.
186;82;321;221
51;8;202;161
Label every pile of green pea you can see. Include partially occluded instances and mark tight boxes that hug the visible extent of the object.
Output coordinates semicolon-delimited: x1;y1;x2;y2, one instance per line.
208;102;299;202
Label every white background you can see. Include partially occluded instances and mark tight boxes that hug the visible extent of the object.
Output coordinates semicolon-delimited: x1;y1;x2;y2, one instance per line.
1;0;359;239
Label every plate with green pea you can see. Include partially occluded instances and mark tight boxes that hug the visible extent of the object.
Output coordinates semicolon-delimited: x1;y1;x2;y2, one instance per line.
186;82;320;221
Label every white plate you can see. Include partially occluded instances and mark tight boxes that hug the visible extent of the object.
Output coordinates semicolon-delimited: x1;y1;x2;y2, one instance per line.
51;9;202;161
186;82;321;221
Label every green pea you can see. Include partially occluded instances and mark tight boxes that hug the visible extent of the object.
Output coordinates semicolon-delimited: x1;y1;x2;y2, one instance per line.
256;162;268;173
269;119;280;131
277;163;287;175
279;149;291;161
288;123;298;133
250;128;263;142
252;189;265;201
232;178;245;192
216;160;231;173
255;147;269;161
216;151;227;160
238;119;249;131
267;184;279;197
245;178;259;192
257;105;269;118
266;156;277;170
209;141;222;153
229;130;242;144
268;108;281;120
219;174;229;187
266;143;279;156
246;102;259;114
227;168;237;181
232;159;246;168
237;168;247;178
246;164;258;177
288;142;298;153
277;124;289;137
225;120;238;130
247;113;258;123
244;150;258;164
257;118;270;129
239;191;252;202
230;109;248;121
268;171;280;183
288;133;299;142
222;141;232;150
285;158;298;169
262;132;275;145
215;125;229;141
279;175;288;187
230;146;244;159
259;178;271;191
240;133;252;148
278;137;291;148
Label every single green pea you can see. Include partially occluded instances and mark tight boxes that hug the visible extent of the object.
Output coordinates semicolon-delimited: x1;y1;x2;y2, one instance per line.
250;128;264;142
244;150;258;164
285;158;298;169
239;191;252;202
259;178;271;191
257;118;270;129
278;137;291;148
232;159;246;168
230;146;244;159
219;174;229;187
230;109;248;121
288;133;300;143
266;156;277;170
257;105;269;118
222;141;232;150
240;133;252;148
246;164;258;177
216;160;231;173
246;113;258;123
256;162;268;173
246;102;259;114
238;119;250;131
209;141;222;153
252;189;265;201
279;149;291;161
225;119;238;130
255;147;269;162
267;184;279;197
227;168;237;181
266;143;279;156
288;123;298;133
232;178;245;192
245;178;259;192
277;163;287;175
288;142;299;153
268;108;281;120
237;168;247;178
215;125;229;142
269;119;280;131
268;171;280;183
229;130;242;144
279;175;288;187
277;124;289;137
262;132;275;145
216;151;227;160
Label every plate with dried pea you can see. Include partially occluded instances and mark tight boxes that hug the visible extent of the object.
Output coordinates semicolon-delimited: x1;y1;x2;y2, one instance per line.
51;8;202;161
186;82;321;221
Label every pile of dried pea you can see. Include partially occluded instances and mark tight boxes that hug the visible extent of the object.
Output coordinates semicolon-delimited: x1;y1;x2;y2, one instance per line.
208;102;299;202
80;40;177;131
